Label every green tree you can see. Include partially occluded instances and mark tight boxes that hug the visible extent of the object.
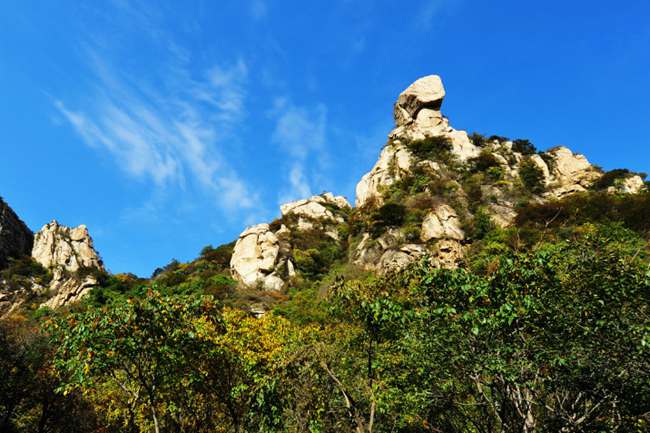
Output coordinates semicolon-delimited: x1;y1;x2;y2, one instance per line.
49;290;224;433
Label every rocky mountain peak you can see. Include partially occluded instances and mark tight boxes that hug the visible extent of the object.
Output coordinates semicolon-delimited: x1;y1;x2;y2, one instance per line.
32;220;103;273
30;220;104;309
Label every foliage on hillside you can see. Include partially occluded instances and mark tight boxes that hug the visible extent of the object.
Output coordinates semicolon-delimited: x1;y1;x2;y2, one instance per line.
1;216;649;432
3;132;650;431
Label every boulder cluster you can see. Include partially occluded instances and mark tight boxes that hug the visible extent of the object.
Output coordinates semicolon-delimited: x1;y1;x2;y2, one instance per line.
230;193;350;291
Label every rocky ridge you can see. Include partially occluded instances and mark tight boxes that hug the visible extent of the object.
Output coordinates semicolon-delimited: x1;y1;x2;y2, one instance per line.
230;193;350;291
231;74;646;292
1;74;647;312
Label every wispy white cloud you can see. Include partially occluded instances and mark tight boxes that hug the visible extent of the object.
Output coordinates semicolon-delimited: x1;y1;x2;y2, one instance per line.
269;98;328;203
56;54;258;213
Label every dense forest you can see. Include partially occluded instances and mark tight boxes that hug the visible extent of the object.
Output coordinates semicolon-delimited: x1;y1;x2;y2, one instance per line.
2;194;649;432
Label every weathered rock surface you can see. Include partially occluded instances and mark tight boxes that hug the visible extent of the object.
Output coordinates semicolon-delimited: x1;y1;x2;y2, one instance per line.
32;221;103;272
231;193;349;291
32;220;104;309
542;147;601;198
355;143;414;207
610;175;646;194
0;198;33;269
230;224;289;291
281;193;350;238
377;244;427;273
432;239;464;269
394;75;446;127
420;204;465;242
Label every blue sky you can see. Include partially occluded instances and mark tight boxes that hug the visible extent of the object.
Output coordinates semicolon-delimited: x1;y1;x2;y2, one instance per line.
1;0;649;276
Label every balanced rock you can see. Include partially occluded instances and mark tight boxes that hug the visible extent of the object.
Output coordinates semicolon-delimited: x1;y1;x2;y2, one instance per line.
394;75;446;127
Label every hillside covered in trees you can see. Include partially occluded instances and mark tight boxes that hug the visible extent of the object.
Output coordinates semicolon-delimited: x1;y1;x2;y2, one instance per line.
1;76;649;432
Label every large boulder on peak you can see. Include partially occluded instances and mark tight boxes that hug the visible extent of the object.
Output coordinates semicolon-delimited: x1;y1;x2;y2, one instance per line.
394;75;446;127
356;74;479;208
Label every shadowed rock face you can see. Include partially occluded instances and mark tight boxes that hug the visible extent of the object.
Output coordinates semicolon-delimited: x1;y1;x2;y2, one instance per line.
0;198;33;269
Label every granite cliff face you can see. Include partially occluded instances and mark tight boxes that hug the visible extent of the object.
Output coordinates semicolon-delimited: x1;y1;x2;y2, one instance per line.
0;198;33;269
32;221;104;308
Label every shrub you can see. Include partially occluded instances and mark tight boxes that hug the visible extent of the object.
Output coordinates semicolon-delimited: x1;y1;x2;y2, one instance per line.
515;191;650;235
199;242;235;270
463;174;484;211
591;168;646;191
469;150;501;173
370;203;406;237
292;245;341;279
512;138;537;155
406;135;453;161
467;207;496;240
469;132;488;147
488;134;509;142
519;158;546;194
403;223;421;242
486;166;504;182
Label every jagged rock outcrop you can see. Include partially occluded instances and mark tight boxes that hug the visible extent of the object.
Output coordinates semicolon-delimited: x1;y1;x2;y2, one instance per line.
355;144;413;208
280;192;350;239
0;198;33;269
231;74;647;289
540;147;601;198
356;75;479;208
32;220;104;309
231;193;349;291
32;221;103;272
230;224;289;292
